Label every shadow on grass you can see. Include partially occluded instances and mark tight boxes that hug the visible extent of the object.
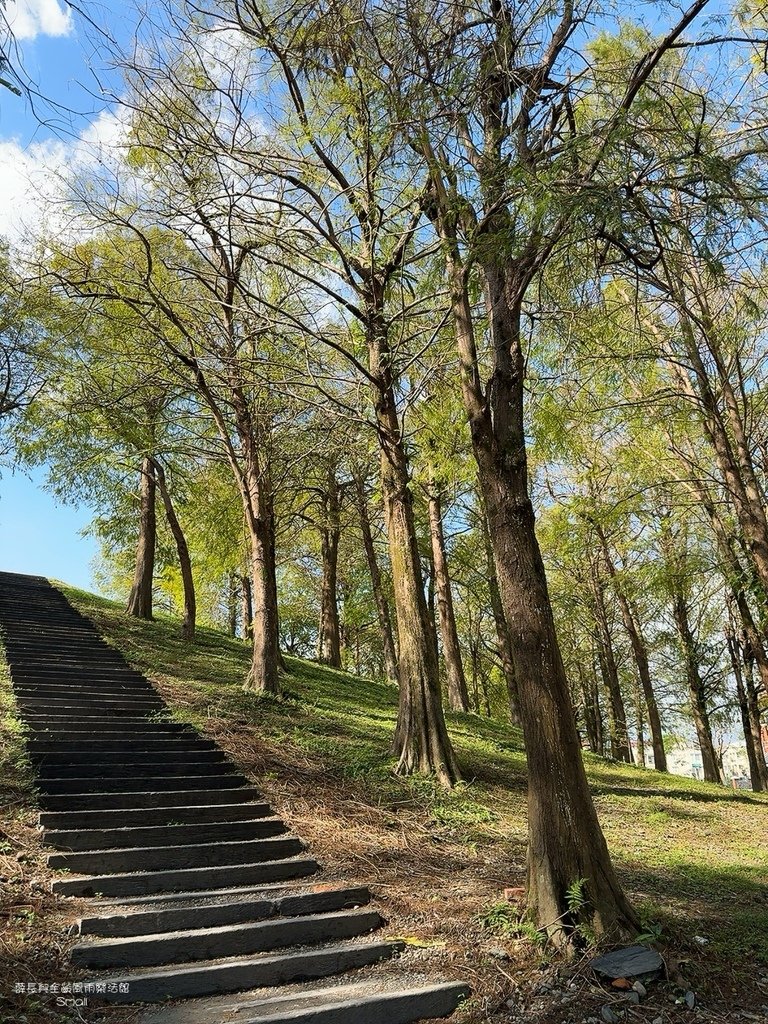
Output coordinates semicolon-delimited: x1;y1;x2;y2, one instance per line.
625;860;768;971
593;784;768;807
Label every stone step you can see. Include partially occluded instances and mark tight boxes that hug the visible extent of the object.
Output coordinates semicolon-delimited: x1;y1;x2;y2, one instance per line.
16;689;158;703
28;739;215;754
24;718;182;730
48;835;304;875
213;980;470;1024
39;786;262;812
52;854;320;897
10;665;147;676
37;772;251;794
39;801;271;831
79;885;370;938
17;700;163;716
37;760;234;779
99;879;317;907
71;908;383;969
17;697;164;713
9;658;143;668
47;816;287;851
32;750;226;768
14;676;153;688
85;938;402;1002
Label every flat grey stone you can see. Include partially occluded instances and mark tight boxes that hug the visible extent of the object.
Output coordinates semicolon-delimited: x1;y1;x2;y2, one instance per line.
590;945;663;979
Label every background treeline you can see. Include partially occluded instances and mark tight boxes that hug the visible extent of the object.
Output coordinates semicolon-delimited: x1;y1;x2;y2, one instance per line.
2;0;767;946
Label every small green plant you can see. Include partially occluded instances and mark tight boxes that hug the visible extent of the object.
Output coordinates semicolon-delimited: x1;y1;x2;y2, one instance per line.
478;901;547;948
636;918;665;944
565;877;589;916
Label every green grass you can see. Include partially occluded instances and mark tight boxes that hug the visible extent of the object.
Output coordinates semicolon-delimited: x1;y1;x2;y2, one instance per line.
49;583;768;1006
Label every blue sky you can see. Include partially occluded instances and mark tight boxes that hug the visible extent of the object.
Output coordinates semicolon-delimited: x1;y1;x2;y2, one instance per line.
1;1;104;591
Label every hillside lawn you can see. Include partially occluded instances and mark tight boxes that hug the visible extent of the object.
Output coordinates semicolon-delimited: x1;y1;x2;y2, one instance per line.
0;582;766;1024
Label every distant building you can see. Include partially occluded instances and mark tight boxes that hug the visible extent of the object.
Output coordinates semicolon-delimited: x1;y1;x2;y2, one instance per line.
661;740;752;788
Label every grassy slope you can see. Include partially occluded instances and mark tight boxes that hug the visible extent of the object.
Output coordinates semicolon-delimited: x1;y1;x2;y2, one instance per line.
3;582;767;1023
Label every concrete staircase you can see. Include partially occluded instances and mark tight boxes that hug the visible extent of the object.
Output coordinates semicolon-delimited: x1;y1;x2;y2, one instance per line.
0;572;469;1022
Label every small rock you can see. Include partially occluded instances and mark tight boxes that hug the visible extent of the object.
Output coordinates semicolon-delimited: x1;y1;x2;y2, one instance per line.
693;935;709;946
685;991;696;1010
625;992;640;1005
601;1007;621;1024
632;981;647;998
611;978;632;990
487;946;510;961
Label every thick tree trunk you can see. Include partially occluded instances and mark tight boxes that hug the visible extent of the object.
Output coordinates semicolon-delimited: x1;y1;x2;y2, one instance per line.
464;258;638;942
151;459;195;641
671;592;722;784
244;469;281;693
241;574;253;641
367;286;459;786
480;508;521;726
317;472;342;668
380;434;460;785
126;456;156;620
590;565;632;763
428;482;470;712
354;475;399;686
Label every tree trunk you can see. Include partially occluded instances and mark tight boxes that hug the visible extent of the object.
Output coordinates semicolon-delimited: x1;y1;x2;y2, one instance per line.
380;431;460;785
671;591;722;784
590;563;632;763
241;574;253;641
354;475;399;687
126;456;156;620
463;256;638;941
317;471;342;668
428;481;470;712
151;459;195;641
633;681;645;768
425;547;441;671
367;285;460;786
689;476;768;696
594;529;667;771
577;663;601;755
743;650;768;790
480;506;522;726
227;573;238;638
244;467;281;692
727;626;764;791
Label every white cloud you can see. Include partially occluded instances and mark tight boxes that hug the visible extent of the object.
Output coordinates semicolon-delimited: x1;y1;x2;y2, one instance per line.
0;109;127;243
6;0;73;42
